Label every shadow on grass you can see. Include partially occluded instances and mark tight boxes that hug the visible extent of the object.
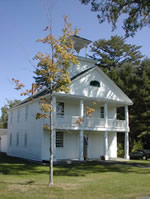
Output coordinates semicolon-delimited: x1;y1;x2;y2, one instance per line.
0;153;48;176
0;153;150;177
54;160;150;177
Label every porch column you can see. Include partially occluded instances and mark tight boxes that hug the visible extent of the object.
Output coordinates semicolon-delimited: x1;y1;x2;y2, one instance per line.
79;100;84;160
124;105;129;159
104;103;108;128
125;105;129;131
80;100;84;118
124;131;129;159
104;131;109;160
53;129;56;162
79;130;84;160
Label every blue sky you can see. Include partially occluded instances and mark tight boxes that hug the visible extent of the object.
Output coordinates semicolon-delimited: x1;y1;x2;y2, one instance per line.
0;0;150;114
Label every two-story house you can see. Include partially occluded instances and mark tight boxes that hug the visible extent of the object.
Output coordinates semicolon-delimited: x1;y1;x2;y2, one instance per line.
7;36;133;162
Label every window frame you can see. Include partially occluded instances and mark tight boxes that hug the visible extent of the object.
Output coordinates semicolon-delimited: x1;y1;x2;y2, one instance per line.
56;132;64;148
90;80;100;88
16;132;19;146
56;102;64;117
25;105;29;121
100;107;104;118
17;109;20;123
9;133;12;146
24;133;27;147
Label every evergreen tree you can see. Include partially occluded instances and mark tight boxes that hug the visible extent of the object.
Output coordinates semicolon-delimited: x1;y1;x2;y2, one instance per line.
90;36;150;149
135;59;150;148
91;36;143;70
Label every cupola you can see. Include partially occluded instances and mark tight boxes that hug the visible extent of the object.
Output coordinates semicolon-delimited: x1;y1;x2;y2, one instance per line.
71;35;92;57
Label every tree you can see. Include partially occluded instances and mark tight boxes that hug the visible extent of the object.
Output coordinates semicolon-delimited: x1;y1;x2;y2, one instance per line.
91;36;143;70
80;0;150;37
135;59;150;148
0;99;21;128
89;36;150;150
12;16;79;186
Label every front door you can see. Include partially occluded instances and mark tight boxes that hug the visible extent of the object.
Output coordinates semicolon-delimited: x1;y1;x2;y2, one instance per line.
83;135;88;160
0;138;1;152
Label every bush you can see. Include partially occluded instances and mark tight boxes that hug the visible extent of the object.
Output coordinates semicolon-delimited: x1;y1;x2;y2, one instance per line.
131;140;143;152
117;143;124;157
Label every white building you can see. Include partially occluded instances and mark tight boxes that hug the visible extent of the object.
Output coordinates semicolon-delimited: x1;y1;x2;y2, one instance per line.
0;129;8;153
7;36;133;162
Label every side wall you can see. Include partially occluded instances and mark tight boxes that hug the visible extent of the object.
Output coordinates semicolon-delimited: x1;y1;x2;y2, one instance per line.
108;132;117;158
42;130;80;161
42;130;117;161
7;101;43;161
0;135;8;153
87;131;104;159
87;131;117;159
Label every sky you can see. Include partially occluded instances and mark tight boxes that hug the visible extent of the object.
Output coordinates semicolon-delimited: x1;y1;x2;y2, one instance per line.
0;0;150;114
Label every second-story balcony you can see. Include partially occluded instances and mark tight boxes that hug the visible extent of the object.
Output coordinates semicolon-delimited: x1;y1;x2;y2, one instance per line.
43;115;127;132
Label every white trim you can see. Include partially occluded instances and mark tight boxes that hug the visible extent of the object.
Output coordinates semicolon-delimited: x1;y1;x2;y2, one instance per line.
104;131;108;160
104;103;108;128
124;131;129;159
79;130;84;160
70;66;133;105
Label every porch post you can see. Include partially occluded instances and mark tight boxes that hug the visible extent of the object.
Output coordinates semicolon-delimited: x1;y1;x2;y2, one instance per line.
52;96;56;162
104;103;108;128
53;129;56;162
124;105;129;159
79;130;84;160
80;100;84;118
104;131;108;160
125;105;129;131
124;131;129;159
79;100;84;161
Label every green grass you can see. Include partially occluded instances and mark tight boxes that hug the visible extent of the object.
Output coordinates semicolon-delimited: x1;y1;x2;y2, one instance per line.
0;153;150;199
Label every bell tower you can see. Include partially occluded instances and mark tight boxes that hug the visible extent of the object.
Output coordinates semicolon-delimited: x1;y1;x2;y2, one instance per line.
71;35;92;57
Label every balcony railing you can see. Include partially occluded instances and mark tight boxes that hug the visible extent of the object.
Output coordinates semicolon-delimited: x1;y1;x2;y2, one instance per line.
43;115;127;131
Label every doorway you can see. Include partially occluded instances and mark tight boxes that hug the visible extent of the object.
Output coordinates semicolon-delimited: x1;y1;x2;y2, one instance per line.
0;138;1;152
83;135;88;160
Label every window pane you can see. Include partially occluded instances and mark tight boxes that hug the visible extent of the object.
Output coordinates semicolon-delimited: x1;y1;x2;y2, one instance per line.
24;133;27;147
100;107;104;118
56;132;64;148
56;102;64;116
90;81;100;87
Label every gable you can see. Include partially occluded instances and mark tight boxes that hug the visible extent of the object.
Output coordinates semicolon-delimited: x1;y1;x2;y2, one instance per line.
69;67;133;105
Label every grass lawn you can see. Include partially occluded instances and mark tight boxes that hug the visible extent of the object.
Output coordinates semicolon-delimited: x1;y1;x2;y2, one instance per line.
0;153;150;199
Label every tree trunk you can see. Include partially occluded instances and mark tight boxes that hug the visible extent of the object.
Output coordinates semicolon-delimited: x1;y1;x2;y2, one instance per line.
49;97;53;186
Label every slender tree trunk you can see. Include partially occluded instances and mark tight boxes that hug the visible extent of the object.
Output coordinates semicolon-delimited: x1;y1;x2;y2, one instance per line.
49;96;53;186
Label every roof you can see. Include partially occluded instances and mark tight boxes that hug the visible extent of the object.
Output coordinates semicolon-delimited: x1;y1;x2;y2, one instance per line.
71;35;92;54
13;66;96;108
0;129;8;136
10;65;133;108
71;66;95;81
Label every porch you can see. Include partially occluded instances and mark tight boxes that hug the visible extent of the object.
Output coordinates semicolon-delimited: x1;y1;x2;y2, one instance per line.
42;129;129;162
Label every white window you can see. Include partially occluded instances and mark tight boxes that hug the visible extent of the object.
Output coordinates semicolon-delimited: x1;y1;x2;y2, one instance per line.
25;105;29;120
17;109;20;122
24;133;27;147
100;107;104;118
56;132;64;148
10;112;13;124
16;132;19;146
90;80;100;87
9;134;12;146
56;102;64;117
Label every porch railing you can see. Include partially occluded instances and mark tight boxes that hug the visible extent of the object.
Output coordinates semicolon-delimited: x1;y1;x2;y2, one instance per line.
43;115;127;130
